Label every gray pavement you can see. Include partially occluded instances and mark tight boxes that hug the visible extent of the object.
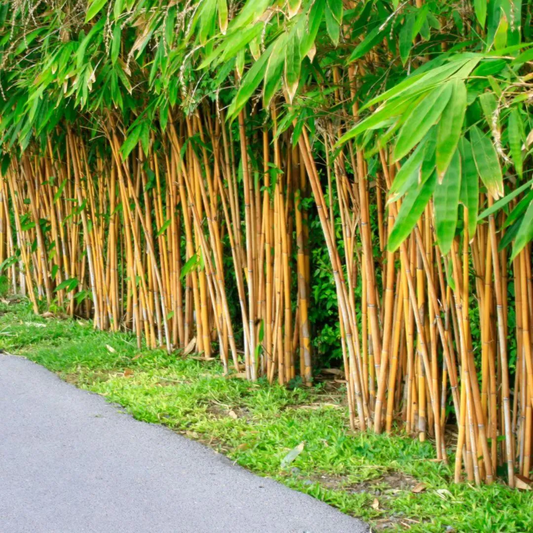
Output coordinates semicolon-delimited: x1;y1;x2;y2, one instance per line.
0;354;368;533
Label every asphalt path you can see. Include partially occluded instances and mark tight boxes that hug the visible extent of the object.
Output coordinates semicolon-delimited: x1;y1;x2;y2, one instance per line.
0;354;368;533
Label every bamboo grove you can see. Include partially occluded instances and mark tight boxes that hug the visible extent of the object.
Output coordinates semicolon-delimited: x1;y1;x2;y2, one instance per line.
0;0;532;486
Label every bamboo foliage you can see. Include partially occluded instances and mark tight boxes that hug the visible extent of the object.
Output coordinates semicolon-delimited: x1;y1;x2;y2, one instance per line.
0;0;532;486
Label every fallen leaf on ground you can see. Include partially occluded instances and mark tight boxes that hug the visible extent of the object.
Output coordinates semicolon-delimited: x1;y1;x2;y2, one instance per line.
281;441;305;469
516;475;532;490
371;498;380;510
183;337;196;356
436;488;453;499
321;368;344;376
412;483;426;493
228;410;238;419
106;344;116;353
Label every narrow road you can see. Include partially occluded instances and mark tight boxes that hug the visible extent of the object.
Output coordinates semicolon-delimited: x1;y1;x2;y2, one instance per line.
0;355;368;533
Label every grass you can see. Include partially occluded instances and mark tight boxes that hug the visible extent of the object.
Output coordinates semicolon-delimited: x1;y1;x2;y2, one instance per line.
1;297;532;532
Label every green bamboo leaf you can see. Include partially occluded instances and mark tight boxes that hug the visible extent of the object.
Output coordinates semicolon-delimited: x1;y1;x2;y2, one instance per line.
228;46;272;120
479;92;497;130
436;79;467;179
157;219;171;237
113;0;123;20
470;125;503;198
325;2;340;46
1;154;11;177
361;57;476;111
478;179;533;220
111;24;121;64
508;108;523;177
504;190;533;228
499;219;521;251
513;47;533;67
55;277;79;293
390;137;428;199
494;11;508;51
263;36;288;107
86;0;107;22
236;48;245;77
218;0;228;34
77;18;105;70
348;21;388;62
511;200;533;260
474;0;487;28
327;0;343;23
338;96;416;145
53;180;67;203
121;124;142;160
459;138;479;237
399;13;415;65
230;0;271;31
220;24;263;63
393;82;452;161
180;253;200;279
199;0;217;45
288;0;302;18
165;6;177;47
301;0;325;58
285;32;301;103
388;172;437;252
434;149;461;254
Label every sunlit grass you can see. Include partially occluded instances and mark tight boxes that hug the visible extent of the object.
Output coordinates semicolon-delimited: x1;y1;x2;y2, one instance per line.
2;298;532;532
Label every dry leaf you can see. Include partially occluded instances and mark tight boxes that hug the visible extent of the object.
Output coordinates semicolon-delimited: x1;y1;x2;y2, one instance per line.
412;483;426;493
371;498;380;510
189;355;216;361
123;368;133;377
516;475;532;490
526;128;533;148
281;442;305;469
106;344;116;353
183;337;196;356
228;410;238;419
322;368;344;376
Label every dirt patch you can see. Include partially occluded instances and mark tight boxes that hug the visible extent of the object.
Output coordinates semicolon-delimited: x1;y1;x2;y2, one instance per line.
305;470;426;530
307;470;419;494
347;471;419;494
62;372;81;385
206;403;250;421
61;369;115;386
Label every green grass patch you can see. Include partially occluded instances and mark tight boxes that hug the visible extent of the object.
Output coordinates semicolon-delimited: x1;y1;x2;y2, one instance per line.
1;298;532;532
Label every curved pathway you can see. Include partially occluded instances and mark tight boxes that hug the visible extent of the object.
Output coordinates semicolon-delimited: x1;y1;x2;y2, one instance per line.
0;355;368;533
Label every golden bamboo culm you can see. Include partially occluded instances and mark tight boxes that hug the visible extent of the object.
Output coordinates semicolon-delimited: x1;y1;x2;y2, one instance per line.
1;102;532;488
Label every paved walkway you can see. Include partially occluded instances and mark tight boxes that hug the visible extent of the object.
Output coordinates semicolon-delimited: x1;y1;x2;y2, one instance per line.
0;355;368;533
